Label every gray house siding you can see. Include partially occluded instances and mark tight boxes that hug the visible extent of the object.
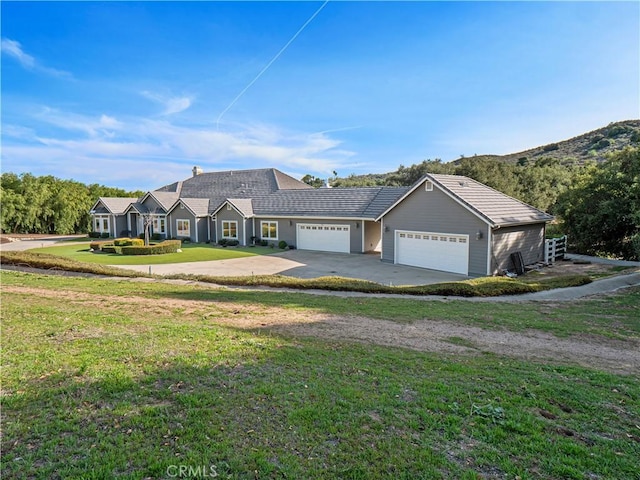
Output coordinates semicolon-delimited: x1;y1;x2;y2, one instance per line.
196;218;209;243
169;209;196;241
491;224;545;273
253;218;364;252
141;196;164;213
216;208;246;245
381;186;489;276
114;216;130;237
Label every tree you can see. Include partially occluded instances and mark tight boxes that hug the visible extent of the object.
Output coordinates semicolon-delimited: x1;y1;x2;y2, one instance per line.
301;174;325;188
0;172;143;234
557;147;640;260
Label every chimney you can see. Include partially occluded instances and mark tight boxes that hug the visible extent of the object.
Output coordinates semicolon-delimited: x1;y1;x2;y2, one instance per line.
192;166;203;177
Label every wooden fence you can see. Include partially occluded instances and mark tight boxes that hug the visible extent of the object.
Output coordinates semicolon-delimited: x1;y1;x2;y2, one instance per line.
545;235;567;264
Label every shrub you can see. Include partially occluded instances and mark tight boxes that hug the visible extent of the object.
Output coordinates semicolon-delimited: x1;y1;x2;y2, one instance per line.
278;240;288;249
260;240;269;247
114;238;144;247
120;239;181;256
89;241;109;251
218;239;228;247
151;233;163;241
226;239;239;247
100;232;110;239
101;245;122;254
542;143;558;152
89;231;101;238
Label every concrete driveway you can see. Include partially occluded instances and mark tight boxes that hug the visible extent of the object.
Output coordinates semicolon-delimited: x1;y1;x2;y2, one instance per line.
114;249;467;286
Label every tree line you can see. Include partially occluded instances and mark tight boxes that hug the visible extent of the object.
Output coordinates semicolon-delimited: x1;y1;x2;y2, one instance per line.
315;147;640;260
0;173;144;235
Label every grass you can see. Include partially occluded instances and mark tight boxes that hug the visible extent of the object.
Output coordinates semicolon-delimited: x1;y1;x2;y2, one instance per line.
2;271;639;479
1;250;597;297
26;242;276;265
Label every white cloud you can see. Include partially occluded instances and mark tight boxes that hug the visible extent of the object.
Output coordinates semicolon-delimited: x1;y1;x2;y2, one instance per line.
1;37;72;79
141;91;193;116
1;106;355;190
1;38;35;68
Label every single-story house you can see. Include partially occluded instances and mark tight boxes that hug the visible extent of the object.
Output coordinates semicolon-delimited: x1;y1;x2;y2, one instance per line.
91;167;553;277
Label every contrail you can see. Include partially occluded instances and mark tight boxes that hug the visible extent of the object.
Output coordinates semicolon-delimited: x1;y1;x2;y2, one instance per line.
216;0;330;130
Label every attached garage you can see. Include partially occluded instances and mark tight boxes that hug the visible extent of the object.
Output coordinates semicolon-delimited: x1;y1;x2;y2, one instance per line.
297;224;350;254
395;230;469;275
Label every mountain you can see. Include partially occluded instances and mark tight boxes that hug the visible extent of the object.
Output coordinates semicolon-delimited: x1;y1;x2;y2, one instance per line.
457;119;640;166
329;120;640;188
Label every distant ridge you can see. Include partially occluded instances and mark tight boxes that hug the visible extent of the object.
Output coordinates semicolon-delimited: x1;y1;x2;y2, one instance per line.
452;119;640;165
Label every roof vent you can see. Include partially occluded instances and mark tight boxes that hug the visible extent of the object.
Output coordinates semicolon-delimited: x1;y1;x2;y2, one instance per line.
192;166;203;177
459;181;468;187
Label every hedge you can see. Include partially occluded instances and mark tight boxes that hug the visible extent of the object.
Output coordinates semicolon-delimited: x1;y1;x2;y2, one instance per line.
90;241;109;251
120;239;181;256
114;238;144;247
102;245;122;254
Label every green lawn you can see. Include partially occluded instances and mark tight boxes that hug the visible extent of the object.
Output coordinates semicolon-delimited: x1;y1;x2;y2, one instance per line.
29;241;276;265
2;271;639;479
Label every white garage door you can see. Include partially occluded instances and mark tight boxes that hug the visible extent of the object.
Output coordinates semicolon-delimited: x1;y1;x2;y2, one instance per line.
396;230;469;275
297;224;350;254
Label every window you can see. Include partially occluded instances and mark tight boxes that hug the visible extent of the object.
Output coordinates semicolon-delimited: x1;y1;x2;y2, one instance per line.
222;221;237;239
152;216;166;234
176;219;190;237
261;221;278;240
93;215;110;234
425;181;433;191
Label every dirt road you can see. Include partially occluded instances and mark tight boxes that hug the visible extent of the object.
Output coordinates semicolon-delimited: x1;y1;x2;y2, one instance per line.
5;284;639;375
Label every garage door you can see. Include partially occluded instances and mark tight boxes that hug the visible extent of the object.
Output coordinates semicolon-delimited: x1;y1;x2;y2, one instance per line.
396;230;469;275
297;224;350;254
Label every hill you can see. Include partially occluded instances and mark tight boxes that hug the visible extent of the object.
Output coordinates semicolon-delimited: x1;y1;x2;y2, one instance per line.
331;120;640;187
461;119;640;166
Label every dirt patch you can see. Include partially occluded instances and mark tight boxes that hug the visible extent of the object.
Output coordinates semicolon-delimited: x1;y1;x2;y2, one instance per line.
5;285;639;374
523;259;619;279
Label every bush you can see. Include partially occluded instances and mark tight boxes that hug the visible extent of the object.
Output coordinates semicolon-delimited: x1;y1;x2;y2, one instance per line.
151;233;163;241
542;143;558;152
260;240;269;247
217;239;239;247
89;241;109;251
100;232;110;239
89;231;101;238
278;240;288;249
120;239;181;256
114;238;144;247
101;245;122;254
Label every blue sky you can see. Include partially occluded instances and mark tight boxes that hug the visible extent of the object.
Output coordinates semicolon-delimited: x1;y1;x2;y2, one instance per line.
2;1;638;191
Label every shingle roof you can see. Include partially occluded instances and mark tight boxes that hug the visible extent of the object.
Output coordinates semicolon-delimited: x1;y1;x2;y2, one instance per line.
252;187;409;219
178;198;210;217
429;174;553;226
149;191;180;211
226;199;254;217
155;168;310;214
96;197;140;214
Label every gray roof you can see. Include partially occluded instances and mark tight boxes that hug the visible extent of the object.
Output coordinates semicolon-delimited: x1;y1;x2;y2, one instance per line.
428;174;553;226
178;198;211;217
95;197;140;215
148;191;180;211
226;198;254;217
252;187;409;219
155;168;311;213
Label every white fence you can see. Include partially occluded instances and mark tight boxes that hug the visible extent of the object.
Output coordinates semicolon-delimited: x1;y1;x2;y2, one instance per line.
545;235;567;264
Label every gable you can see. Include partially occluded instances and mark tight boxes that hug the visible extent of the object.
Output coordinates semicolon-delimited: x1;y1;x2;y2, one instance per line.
378;174;553;227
